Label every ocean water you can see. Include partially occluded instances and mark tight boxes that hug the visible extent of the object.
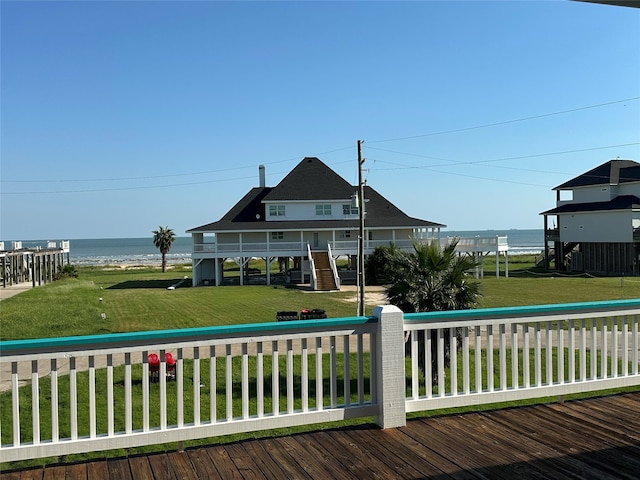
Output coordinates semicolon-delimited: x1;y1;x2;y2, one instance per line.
5;237;193;266
6;229;544;266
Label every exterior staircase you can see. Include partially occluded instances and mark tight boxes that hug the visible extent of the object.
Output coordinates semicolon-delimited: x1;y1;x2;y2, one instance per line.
311;251;338;291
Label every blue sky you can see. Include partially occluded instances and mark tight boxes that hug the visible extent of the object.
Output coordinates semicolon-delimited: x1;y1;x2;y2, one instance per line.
2;0;639;240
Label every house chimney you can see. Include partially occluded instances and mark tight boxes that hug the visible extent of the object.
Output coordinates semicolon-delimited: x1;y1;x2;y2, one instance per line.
259;164;266;187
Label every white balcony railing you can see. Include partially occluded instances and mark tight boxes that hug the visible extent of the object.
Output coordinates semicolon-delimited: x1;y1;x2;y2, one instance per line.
2;300;637;462
193;241;307;255
192;237;508;257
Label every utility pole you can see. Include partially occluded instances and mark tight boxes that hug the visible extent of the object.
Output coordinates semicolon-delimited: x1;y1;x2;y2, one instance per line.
357;140;366;317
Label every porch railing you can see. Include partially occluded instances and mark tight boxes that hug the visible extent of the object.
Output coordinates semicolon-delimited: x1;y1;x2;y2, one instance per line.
0;316;379;462
192;237;509;257
326;242;341;290
1;300;638;463
404;300;640;412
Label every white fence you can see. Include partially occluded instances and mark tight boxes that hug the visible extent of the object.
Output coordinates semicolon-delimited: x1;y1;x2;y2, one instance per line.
1;300;639;463
404;302;639;412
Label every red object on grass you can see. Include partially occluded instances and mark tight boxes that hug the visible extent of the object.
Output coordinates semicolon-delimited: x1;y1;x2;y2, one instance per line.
164;352;175;366
148;353;160;367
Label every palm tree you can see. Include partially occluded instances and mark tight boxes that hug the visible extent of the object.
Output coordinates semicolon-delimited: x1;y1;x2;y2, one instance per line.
384;239;480;313
381;239;481;382
152;226;176;272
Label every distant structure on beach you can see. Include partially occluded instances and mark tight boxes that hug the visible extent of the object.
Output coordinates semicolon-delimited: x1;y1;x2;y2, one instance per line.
541;159;640;276
0;240;70;288
187;157;510;289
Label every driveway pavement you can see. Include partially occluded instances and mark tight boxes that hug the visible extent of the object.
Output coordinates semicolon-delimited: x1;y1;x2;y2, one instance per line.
0;282;32;301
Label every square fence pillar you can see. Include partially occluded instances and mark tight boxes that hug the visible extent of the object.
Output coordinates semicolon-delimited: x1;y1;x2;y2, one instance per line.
373;304;406;429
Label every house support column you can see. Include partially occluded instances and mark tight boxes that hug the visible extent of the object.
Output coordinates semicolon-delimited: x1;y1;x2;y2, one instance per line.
505;251;509;277
264;257;275;286
216;258;223;286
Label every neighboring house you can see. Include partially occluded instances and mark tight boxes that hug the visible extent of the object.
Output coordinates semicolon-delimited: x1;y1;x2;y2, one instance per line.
187;157;445;289
541;159;640;275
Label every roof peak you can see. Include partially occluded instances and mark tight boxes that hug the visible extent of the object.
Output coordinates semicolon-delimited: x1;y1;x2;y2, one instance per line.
264;157;354;201
554;159;639;190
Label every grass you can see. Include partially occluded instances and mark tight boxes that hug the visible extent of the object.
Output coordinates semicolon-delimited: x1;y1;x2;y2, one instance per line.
1;260;639;341
1;260;639;470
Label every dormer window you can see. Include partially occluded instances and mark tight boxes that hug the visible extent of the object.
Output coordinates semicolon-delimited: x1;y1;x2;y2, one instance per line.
269;205;285;217
316;204;332;216
342;204;359;215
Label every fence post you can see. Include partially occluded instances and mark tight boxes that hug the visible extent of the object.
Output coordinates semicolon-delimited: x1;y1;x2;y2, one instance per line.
373;304;406;428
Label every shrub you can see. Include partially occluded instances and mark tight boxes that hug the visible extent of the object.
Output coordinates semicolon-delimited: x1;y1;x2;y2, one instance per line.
54;264;78;280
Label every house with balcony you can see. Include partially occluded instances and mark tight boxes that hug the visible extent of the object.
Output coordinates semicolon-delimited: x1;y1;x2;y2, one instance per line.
187;156;445;289
541;159;640;275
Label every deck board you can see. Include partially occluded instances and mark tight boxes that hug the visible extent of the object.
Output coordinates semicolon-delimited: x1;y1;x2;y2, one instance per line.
2;392;639;480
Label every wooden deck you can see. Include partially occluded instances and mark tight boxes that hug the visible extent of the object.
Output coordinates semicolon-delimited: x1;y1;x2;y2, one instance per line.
2;392;639;479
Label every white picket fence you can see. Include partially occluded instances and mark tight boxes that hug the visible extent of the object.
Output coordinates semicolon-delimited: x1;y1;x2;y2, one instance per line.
1;300;639;463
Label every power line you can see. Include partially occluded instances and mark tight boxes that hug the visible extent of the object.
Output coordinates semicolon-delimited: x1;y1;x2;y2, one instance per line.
1;146;354;184
5;97;637;184
1;159;357;195
366;142;640;171
364;142;640;188
368;97;640;144
0;173;259;195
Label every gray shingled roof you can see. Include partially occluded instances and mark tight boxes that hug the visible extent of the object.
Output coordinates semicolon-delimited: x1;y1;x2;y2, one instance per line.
540;195;640;215
554;159;640;190
188;157;444;232
264;157;354;201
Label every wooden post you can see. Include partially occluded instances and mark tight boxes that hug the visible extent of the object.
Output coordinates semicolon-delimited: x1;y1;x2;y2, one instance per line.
357;140;366;317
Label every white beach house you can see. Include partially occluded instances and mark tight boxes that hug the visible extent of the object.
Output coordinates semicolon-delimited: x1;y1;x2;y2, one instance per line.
541;159;640;275
187;157;445;289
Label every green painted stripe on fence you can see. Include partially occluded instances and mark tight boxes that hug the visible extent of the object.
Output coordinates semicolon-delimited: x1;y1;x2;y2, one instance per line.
404;298;640;323
0;316;371;353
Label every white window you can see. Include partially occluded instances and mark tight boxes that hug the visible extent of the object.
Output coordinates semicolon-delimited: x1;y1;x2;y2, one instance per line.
316;204;332;216
339;230;351;239
271;232;284;240
342;204;358;215
269;205;285;217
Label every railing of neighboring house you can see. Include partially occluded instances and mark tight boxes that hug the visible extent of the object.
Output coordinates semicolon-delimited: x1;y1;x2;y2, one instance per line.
404;300;640;413
1;300;638;463
329;239;415;255
193;242;307;255
545;228;561;241
193;237;509;257
442;236;509;253
326;243;341;290
307;243;317;290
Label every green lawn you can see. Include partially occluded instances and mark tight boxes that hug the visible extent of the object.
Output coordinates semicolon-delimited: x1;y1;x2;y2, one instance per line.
1;262;639;341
